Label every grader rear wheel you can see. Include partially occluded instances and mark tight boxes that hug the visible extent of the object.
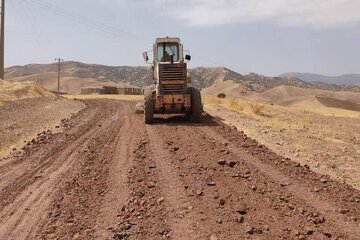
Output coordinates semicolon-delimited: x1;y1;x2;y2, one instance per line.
188;87;202;122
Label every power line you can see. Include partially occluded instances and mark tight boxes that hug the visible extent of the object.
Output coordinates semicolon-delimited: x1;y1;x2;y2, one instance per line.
24;0;152;47
15;0;238;72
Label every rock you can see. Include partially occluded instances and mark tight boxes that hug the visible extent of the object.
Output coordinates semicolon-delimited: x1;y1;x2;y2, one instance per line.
237;215;244;223
207;181;216;186
147;182;156;188
236;205;247;215
172;146;180;152
251;186;257;191
338;208;348;214
72;233;80;240
157;197;165;204
305;228;315;235
217;160;227;165
196;190;203;196
228;161;237;167
210;235;218;240
322;231;332;238
113;233;127;240
245;227;254;235
279;196;289;203
219;199;225;206
307;213;325;224
243;174;251;179
280;182;288;187
320;178;328;183
135;102;144;114
298;234;306;240
124;223;132;230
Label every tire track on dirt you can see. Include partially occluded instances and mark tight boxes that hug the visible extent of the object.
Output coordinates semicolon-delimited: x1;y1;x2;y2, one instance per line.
140;115;360;239
1;100;359;240
113;133;173;240
35;101;143;240
94;102;144;239
146;125;201;239
0;104;108;239
202;125;360;237
0;100;130;240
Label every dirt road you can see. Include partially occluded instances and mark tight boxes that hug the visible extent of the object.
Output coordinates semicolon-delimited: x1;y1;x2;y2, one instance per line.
0;100;359;240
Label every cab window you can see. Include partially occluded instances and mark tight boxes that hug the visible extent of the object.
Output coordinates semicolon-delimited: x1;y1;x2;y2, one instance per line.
157;43;179;62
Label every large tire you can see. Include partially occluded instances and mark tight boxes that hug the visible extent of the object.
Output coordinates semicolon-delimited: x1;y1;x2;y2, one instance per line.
188;87;202;122
144;92;154;124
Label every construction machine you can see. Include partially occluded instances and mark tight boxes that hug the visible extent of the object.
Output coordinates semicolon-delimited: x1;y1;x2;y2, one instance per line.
142;37;202;124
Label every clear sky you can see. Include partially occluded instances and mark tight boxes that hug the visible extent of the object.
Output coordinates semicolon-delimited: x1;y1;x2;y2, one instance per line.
5;0;360;76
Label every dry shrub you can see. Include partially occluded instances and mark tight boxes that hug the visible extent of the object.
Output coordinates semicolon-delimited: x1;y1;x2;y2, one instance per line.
226;97;244;112
217;93;226;99
250;103;265;115
30;83;47;96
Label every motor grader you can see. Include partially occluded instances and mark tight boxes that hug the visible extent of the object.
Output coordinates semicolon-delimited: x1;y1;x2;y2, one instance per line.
142;37;202;124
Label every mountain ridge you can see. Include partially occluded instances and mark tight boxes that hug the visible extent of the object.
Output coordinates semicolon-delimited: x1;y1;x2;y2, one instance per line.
5;61;360;94
280;72;360;86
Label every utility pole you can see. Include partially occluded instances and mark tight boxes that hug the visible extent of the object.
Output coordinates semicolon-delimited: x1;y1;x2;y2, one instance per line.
55;58;63;95
0;0;5;80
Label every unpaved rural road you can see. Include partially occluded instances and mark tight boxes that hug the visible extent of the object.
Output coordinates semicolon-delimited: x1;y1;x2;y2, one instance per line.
0;100;359;240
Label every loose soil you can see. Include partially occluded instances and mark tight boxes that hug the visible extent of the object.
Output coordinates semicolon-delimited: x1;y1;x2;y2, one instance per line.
0;100;359;240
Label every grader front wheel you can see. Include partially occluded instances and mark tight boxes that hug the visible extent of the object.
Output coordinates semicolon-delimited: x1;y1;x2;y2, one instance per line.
144;92;154;124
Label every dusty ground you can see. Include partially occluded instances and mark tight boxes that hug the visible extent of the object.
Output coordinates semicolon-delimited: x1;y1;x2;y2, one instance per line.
0;97;84;155
0;99;359;240
204;97;360;190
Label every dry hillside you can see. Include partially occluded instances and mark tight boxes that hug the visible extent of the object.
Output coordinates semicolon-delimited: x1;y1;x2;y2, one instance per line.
0;80;53;102
6;61;359;94
203;82;360;113
252;85;360;110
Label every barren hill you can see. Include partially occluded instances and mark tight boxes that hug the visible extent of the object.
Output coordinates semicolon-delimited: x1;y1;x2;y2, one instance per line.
252;85;360;111
5;61;360;94
6;62;149;94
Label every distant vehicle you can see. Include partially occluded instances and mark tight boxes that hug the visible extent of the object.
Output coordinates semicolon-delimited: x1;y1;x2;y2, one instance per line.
142;37;202;124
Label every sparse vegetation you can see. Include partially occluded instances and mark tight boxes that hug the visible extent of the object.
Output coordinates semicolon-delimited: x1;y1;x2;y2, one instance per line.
217;93;226;99
250;103;265;115
30;83;48;96
0;80;53;103
226;97;244;112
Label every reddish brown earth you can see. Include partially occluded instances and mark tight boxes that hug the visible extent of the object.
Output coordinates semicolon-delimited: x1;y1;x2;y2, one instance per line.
0;100;359;240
